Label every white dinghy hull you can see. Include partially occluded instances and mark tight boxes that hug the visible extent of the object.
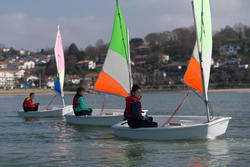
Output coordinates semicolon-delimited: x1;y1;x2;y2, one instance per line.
17;105;72;118
112;115;231;140
65;109;124;126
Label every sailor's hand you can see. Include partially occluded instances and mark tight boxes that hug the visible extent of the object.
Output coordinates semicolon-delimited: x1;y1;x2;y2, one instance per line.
146;116;153;122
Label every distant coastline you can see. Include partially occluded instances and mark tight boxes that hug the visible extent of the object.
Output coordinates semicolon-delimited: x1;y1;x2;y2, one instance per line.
0;89;76;96
0;88;250;96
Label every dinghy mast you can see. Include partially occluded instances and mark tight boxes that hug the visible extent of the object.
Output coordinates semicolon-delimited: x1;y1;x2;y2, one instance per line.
126;28;133;91
94;0;132;96
54;25;65;107
184;0;213;122
116;0;132;90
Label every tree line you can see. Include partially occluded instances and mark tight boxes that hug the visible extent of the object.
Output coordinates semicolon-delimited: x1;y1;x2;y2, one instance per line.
42;24;250;89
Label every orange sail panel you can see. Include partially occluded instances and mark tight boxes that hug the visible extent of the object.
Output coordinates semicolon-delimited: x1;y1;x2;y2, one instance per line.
184;57;203;93
95;72;129;97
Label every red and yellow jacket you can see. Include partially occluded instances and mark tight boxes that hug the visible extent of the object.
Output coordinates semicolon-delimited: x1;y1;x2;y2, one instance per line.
23;96;37;108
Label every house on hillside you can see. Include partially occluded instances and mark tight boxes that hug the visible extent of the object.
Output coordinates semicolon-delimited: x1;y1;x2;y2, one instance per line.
133;55;150;67
76;60;96;70
16;69;26;79
18;61;35;69
238;64;248;69
66;75;81;84
45;76;55;88
2;48;10;53
26;75;39;82
221;59;248;69
219;44;240;56
160;54;170;63
19;49;26;56
84;73;99;88
25;75;39;87
0;68;17;89
221;59;240;67
135;45;150;55
8;63;19;70
132;72;146;85
0;61;8;68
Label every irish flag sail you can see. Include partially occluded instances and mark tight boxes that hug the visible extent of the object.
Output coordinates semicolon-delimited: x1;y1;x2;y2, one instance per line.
54;25;65;98
94;0;132;97
184;0;212;97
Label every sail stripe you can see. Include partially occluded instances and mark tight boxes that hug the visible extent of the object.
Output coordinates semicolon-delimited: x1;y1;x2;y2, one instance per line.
95;71;128;97
102;49;130;93
184;57;203;93
54;75;61;95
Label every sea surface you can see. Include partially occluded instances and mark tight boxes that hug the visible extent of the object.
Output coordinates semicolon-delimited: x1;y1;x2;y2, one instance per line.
0;92;249;167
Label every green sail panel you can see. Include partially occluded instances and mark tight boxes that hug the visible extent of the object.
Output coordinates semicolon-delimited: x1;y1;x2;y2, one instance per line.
108;1;129;61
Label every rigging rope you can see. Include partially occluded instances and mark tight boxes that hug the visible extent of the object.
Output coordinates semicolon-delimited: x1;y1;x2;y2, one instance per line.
161;92;189;127
100;95;107;115
45;95;57;110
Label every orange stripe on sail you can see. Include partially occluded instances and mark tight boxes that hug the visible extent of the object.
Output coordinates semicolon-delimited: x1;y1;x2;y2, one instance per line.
184;57;203;93
94;71;128;97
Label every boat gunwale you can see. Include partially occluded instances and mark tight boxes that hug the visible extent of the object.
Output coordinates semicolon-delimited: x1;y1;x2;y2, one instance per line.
17;107;63;113
64;113;124;118
112;115;232;131
64;108;124;118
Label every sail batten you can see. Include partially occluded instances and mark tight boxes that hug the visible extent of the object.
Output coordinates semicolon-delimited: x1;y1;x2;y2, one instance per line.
94;1;131;97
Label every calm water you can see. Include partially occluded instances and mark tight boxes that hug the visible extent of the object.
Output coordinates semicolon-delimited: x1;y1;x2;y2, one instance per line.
0;92;249;167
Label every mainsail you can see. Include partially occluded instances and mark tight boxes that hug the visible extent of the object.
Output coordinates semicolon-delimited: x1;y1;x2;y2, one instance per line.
54;25;65;98
94;0;132;97
184;0;212;98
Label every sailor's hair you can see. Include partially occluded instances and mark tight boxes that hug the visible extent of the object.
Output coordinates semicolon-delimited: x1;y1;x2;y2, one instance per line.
77;87;85;94
130;84;141;95
29;92;35;97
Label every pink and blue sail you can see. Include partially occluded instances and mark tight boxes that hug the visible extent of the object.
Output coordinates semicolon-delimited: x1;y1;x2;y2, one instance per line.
54;25;65;97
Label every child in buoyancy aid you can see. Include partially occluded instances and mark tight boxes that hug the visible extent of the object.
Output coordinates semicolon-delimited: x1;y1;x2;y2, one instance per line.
22;92;40;112
73;87;92;116
124;84;158;128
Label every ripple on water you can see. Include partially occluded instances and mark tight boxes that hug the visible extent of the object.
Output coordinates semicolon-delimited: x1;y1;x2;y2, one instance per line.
0;92;249;166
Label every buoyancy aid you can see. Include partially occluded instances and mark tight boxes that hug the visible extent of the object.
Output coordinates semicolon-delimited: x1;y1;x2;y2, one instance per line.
73;94;81;109
124;96;142;119
23;96;37;108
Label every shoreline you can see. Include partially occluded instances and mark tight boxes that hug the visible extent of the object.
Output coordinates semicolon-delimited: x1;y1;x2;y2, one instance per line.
0;88;250;96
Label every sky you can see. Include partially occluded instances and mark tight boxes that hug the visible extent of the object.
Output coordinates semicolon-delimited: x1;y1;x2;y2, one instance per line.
0;0;249;51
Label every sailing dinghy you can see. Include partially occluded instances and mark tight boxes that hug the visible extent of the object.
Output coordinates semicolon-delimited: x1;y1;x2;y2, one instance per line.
65;0;133;126
112;0;231;140
18;26;72;117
